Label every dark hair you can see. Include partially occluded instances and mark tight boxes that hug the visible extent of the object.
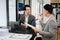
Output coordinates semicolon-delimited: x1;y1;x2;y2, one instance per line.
24;5;30;10
44;4;53;14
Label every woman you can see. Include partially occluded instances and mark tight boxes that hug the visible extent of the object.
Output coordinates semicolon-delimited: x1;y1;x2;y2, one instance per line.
26;4;57;40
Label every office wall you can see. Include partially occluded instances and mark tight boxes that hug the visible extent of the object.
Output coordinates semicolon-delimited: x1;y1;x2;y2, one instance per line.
18;0;24;3
59;0;60;3
18;0;29;5
43;0;50;4
0;0;7;27
31;0;39;19
9;0;16;21
51;0;59;3
25;0;29;5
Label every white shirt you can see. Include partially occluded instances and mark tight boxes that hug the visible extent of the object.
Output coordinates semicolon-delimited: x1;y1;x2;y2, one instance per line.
25;17;28;28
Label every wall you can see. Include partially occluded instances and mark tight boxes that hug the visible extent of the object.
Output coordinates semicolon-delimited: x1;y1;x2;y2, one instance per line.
18;0;24;3
59;0;60;3
31;0;39;19
9;0;16;21
51;0;59;3
25;0;29;5
43;0;50;4
0;0;7;27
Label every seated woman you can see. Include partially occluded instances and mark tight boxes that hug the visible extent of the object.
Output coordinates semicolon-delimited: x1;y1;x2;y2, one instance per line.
26;4;57;40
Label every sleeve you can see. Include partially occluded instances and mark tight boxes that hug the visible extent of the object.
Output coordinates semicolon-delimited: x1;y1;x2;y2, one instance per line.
39;20;44;27
39;20;57;37
31;16;36;27
27;16;36;29
19;16;24;25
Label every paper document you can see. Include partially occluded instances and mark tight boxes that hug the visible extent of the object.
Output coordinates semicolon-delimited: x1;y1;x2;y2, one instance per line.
26;23;42;31
10;34;30;39
26;23;35;28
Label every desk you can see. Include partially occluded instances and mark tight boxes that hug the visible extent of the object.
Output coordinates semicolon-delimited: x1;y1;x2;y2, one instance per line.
0;33;32;40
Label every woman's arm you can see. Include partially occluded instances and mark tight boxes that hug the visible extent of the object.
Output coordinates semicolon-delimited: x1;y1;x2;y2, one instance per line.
26;23;40;33
39;20;57;37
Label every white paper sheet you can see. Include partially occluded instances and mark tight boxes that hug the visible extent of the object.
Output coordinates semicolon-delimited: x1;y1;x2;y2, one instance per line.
10;34;30;39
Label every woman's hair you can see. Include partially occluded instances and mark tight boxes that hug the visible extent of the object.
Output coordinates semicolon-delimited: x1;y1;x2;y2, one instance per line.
44;4;53;14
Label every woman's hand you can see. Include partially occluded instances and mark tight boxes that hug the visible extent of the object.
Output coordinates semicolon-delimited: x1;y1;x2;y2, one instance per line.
37;14;42;21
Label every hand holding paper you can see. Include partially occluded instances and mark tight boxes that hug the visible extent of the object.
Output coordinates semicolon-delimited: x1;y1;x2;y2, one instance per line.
26;23;40;33
21;23;26;28
37;14;42;21
26;23;35;29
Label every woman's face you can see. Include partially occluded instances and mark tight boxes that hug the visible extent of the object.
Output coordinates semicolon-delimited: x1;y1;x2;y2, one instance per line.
44;9;48;17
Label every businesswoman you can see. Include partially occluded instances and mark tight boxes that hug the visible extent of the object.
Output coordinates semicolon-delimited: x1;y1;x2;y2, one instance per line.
26;4;57;40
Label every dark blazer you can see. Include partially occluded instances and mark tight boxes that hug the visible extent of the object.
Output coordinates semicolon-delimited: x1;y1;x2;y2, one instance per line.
15;14;36;34
19;14;36;27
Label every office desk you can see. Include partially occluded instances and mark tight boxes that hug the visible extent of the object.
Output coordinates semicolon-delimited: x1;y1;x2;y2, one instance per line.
0;33;32;40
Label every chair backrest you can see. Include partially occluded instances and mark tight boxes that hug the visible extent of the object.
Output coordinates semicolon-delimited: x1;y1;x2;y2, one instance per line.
9;21;19;32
